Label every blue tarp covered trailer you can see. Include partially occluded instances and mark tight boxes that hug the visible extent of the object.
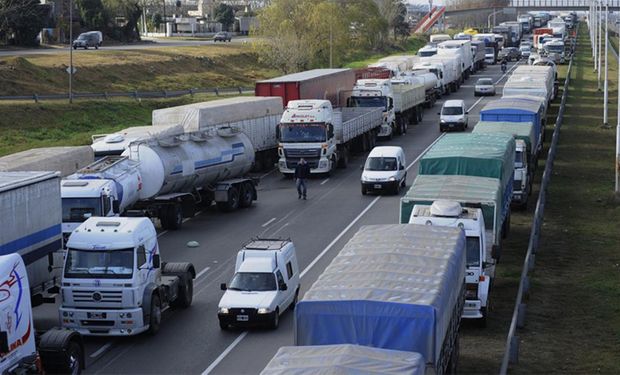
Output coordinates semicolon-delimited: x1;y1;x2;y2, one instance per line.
295;224;466;374
480;97;545;150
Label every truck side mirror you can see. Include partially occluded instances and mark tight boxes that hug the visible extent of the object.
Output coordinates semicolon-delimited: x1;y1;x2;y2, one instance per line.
220;283;227;291
0;331;8;353
112;200;120;214
152;254;160;269
399;165;405;170
275;125;280;140
279;283;288;291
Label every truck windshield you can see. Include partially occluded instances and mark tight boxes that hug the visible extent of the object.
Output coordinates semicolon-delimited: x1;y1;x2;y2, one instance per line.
485;47;495;55
365;157;397;171
62;198;102;223
418;50;437;57
515;150;524;168
349;96;387;111
545;45;564;53
228;272;276;292
466;237;481;267
442;106;463;115
64;248;134;279
279;123;326;143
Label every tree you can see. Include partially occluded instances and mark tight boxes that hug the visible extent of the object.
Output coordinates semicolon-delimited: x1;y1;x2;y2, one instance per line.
0;0;48;46
374;0;406;41
76;0;107;30
103;0;142;42
214;3;235;31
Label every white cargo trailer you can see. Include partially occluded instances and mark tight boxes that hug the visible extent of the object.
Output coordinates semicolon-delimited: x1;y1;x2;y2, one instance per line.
0;146;94;177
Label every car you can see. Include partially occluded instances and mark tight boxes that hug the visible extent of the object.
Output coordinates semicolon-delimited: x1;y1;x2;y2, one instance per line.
519;45;532;58
474;78;496;96
214;31;232;42
498;47;521;62
360;146;407;195
439;99;468;132
72;31;102;50
218;238;300;330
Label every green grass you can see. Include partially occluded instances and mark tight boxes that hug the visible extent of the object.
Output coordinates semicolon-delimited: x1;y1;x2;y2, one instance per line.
0;93;245;156
507;23;620;374
344;34;428;69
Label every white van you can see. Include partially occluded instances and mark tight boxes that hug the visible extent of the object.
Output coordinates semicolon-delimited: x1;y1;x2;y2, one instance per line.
439;99;468;132
218;238;300;330
360;146;407;195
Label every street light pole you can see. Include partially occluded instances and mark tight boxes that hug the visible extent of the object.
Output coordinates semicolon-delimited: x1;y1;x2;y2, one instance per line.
593;1;597;70
598;0;602;89
604;1;609;127
69;0;73;104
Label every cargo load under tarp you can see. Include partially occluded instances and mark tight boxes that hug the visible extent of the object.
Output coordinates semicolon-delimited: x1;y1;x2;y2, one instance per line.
0;147;94;177
399;174;505;256
473;121;536;160
260;345;425;375
295;224;466;370
419;133;515;209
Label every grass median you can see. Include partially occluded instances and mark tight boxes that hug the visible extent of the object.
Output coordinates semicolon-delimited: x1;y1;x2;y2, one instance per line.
510;23;620;374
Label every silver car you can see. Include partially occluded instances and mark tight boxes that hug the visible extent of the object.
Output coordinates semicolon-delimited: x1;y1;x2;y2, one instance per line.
474;78;495;96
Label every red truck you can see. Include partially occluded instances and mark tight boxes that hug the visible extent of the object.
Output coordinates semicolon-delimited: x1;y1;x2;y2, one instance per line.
255;69;356;107
533;28;553;50
353;67;392;80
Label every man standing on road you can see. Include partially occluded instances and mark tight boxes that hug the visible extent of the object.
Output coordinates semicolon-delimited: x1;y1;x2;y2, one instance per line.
294;158;310;200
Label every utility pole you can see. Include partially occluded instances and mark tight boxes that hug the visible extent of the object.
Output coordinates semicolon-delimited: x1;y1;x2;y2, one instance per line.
594;0;598;71
604;1;609;127
598;0;602;90
69;0;73;104
163;0;167;33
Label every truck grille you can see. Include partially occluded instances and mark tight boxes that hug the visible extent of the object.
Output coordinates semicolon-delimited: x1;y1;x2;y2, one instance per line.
284;149;321;169
72;290;123;303
513;179;522;192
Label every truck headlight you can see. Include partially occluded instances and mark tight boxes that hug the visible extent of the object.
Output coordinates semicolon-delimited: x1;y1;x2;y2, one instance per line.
319;160;328;168
218;307;230;314
361;175;370;182
388;176;396;181
257;308;271;314
440;119;446;123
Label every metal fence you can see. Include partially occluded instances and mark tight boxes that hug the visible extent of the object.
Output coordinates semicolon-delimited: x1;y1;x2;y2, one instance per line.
0;86;254;103
499;26;578;375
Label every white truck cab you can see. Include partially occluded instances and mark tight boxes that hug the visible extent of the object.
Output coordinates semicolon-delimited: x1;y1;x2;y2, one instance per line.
409;201;493;325
513;139;531;208
361;146;407;195
218;238;300;330
439;99;469;132
60;217;195;336
350;79;395;138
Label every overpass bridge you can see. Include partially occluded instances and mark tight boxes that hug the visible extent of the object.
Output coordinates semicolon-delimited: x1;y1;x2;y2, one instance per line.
445;0;620;16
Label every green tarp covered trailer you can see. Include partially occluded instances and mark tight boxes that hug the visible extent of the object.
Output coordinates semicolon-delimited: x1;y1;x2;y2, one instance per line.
399;174;506;252
472;121;536;163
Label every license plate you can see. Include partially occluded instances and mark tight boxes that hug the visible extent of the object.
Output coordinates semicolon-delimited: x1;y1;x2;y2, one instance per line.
374;184;382;189
87;312;106;319
449;124;455;128
236;315;249;321
466;302;477;308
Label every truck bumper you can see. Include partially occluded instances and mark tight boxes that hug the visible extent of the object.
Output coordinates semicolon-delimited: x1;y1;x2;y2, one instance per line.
59;306;147;336
279;158;331;175
377;125;393;138
463;299;484;319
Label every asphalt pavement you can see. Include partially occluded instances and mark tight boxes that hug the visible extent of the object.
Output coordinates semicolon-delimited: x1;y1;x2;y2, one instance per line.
31;60;520;374
0;37;251;57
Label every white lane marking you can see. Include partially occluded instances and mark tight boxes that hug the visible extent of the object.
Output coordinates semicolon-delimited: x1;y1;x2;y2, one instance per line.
202;196;382;374
196;266;211;280
202;332;248;375
259;168;277;179
467;97;484;113
405;133;446;171
271;223;289;236
320;178;330;185
261;218;277;227
90;343;113;359
299;196;381;278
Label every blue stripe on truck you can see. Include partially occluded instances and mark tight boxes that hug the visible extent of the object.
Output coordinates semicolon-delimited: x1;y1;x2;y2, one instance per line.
0;224;62;264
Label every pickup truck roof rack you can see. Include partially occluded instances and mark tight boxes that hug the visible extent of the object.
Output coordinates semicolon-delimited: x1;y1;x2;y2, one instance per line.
242;237;291;251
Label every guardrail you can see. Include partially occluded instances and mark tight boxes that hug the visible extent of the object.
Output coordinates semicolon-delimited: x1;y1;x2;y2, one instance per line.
499;26;578;375
0;86;254;103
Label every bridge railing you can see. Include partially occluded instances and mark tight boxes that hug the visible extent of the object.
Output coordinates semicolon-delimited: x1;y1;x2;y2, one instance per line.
446;0;509;11
511;0;620;7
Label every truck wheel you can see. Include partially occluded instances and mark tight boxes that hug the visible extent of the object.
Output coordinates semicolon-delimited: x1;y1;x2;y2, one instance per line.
39;329;83;375
270;308;280;330
478;307;488;328
337;148;348;168
174;274;193;308
361;185;367;195
239;182;254;208
217;187;240;212
219;320;228;330
162;204;183;230
148;294;161;335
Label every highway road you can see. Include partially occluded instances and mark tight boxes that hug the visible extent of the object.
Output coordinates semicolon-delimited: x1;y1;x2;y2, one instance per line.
0;37;251;57
32;59;521;374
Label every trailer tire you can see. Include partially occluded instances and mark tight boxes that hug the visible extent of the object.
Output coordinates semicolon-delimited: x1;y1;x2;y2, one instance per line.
161;204;183;230
39;329;84;375
217;187;240;212
337;148;348;168
148;294;162;335
239;182;254;208
173;273;193;308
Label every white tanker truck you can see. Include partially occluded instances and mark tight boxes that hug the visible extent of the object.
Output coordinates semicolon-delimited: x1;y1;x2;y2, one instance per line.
61;127;257;237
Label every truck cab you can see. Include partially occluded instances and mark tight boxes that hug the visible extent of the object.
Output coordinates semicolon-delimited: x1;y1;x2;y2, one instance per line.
218;238;300;330
512;139;531;208
277;100;336;175
60;217;195;336
349;79;395;139
409;201;492;325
